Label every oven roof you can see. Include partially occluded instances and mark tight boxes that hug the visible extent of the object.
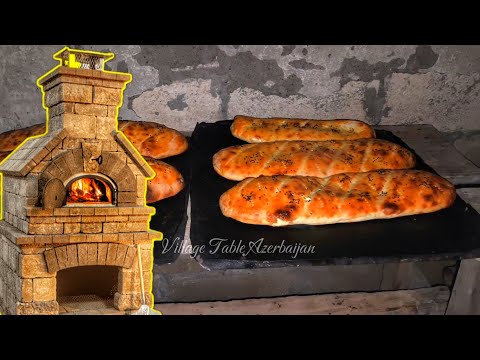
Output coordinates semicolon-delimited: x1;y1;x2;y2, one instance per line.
0;128;67;176
0;129;155;179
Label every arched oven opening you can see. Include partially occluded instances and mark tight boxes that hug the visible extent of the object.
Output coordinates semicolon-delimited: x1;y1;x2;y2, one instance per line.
65;174;117;206
57;265;119;314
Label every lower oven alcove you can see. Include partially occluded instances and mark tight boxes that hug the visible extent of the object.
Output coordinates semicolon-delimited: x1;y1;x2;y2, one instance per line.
56;265;122;315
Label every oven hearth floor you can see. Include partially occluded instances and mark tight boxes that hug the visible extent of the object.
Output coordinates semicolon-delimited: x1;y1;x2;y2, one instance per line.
58;295;127;315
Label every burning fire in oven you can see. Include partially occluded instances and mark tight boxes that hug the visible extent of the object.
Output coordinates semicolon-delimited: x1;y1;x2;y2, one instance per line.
67;178;113;204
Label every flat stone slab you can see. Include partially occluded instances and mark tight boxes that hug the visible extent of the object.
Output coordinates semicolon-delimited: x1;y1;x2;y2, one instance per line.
376;125;480;185
155;286;450;315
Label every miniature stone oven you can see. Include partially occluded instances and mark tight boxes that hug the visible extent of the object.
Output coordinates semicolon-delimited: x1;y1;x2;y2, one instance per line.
0;48;161;315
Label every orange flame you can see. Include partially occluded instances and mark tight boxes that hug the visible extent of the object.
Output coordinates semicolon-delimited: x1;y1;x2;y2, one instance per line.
67;178;112;204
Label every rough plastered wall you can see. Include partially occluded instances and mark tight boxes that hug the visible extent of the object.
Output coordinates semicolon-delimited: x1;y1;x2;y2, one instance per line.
0;45;479;160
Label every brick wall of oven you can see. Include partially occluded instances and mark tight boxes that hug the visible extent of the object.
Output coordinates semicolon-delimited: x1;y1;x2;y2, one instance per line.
0;235;155;315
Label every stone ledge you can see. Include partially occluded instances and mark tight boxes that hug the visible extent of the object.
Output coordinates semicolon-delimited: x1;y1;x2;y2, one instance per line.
0;220;34;245
16;300;59;315
27;206;155;217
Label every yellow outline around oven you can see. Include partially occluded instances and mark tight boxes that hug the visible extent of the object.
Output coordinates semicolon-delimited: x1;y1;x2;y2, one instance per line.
0;46;163;316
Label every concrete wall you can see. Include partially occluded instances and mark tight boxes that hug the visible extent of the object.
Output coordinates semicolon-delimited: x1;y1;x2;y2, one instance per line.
1;45;480;135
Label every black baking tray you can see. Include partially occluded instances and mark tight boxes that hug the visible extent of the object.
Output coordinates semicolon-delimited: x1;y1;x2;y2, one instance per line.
189;120;480;270
149;138;191;266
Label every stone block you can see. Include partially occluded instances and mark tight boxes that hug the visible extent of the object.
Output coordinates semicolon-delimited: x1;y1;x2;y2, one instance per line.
44;249;59;273
21;278;33;303
53;235;70;245
122;246;136;267
16;301;59;315
62;114;97;139
53;208;70;216
103;222;119;233
117;222;148;233
62;138;82;150
96;117;117;140
69;234;86;243
107;106;117;117
114;292;153;311
115;244;128;266
118;208;133;215
105;244;118;266
64;223;80;234
45;83;92;107
93;86;122;106
33;277;56;301
94;208;118;216
55;246;68;270
118;233;134;244
106;216;129;222
129;215;150;222
20;254;53;278
49;102;75;118
55;216;82;223
119;269;151;294
81;216;106;223
28;223;64;235
77;243;88;266
85;234;102;243
97;243;108;265
34;235;53;245
103;233;119;243
69;207;94;216
86;244;97;265
81;223;102;234
74;103;108;117
66;245;78;268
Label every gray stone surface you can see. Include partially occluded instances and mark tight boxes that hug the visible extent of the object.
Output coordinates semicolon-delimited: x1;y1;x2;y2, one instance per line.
454;132;480;167
1;45;480;134
152;254;454;303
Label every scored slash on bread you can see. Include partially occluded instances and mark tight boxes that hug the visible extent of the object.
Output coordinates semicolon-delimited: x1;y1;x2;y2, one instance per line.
231;115;375;143
219;170;456;226
213;139;416;181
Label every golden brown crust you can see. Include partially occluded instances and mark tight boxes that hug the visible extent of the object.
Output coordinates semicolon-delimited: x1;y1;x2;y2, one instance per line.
213;139;415;181
219;170;456;226
118;120;188;159
145;157;185;203
0;152;10;163
231;115;375;143
0;123;45;152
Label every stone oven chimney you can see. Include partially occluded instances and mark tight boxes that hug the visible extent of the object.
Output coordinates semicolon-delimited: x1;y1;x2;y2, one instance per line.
38;48;130;138
0;48;161;315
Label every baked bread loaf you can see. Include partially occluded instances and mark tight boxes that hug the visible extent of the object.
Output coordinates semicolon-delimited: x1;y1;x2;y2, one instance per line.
220;170;456;226
145;158;185;203
118;120;188;159
0;152;9;162
231;115;375;143
213;139;415;181
0;123;45;152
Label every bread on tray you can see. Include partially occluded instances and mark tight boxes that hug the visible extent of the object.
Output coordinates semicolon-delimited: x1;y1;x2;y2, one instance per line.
213;139;415;181
219;170;456;226
231;115;375;143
